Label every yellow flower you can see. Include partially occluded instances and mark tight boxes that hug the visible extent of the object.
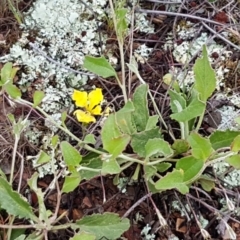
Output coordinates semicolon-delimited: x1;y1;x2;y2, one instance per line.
72;88;104;123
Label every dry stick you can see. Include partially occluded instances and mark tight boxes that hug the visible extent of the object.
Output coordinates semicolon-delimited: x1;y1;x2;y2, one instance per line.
136;8;230;27
121;193;152;219
128;7;135;97
28;43;95;77
100;174;106;203
186;193;240;224
201;21;240;51
173;191;191;222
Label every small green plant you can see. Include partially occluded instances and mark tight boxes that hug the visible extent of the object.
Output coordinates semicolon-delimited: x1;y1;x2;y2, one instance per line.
0;2;240;239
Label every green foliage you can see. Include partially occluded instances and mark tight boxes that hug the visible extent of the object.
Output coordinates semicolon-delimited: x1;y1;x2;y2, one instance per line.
0;177;37;221
155;169;189;194
33;90;45;107
0;62;21;98
209;130;240;149
83;56;117;78
74;213;130;240
193;45;216;102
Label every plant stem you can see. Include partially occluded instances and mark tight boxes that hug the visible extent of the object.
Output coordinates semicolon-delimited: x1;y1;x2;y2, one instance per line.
9;136;19;184
108;0;128;103
195;110;205;132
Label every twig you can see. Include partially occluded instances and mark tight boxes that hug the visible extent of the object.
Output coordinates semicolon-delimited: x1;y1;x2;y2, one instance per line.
201;21;240;51
136;8;229;26
121;193;152;219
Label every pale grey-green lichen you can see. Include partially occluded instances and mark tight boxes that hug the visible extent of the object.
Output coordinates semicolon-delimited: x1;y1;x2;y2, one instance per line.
164;31;231;90
212;161;240;188
1;0;108;115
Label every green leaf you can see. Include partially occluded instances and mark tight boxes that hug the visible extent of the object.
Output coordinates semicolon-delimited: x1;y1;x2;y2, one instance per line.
83;56;117;78
33;90;44;107
60;141;82;167
145;115;159;130
102;114;122;150
198;175;215;192
11;233;26;240
115;101;136;135
84;134;96;145
193;45;216;102
36;150;51;165
144;165;157;180
156;162;172;172
102;158;121;174
172;139;189;154
226;155;240;169
176;156;204;183
169;90;186;114
10;228;26;240
209;130;240;150
231;135;240;152
62;171;81;193
131;128;162;157
1;62;13;84
188;132;214;161
0;177;37;221
79;157;102;180
104;135;130;158
155;169;189;194
5;83;21;99
132;84;149;131
145;138;173;158
74;213;130;240
70;232;96;240
170;96;205;122
51;135;59;148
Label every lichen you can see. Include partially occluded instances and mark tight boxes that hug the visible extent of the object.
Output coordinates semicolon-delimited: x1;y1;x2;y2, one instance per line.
164;30;232;90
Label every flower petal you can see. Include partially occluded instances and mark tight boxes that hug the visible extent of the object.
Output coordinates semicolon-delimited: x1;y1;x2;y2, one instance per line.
72;90;88;108
90;105;102;115
87;88;103;111
74;110;96;123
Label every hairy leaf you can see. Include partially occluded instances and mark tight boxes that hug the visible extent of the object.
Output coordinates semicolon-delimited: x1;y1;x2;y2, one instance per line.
209;130;240;150
102;114;122;149
193;45;216;102
83;56;117;78
132;84;149;131
61;141;82;167
62;171;81;193
188;132;214;161
0;177;37;221
226;155;240;169
145;138;173;158
33;90;44;107
170;96;205;122
74;213;130;240
131;128;162;157
115;101;136;135
176;156;204;183
155;169;189;194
